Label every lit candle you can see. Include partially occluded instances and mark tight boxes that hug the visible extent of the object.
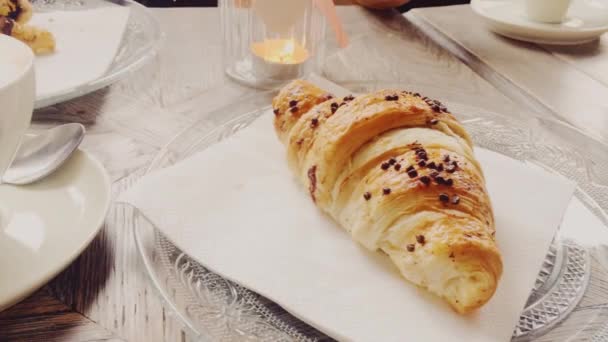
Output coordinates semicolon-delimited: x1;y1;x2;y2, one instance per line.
250;39;310;83
252;39;309;64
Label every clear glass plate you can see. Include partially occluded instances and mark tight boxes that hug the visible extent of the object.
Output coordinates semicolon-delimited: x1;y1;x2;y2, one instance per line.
31;0;162;109
130;82;608;341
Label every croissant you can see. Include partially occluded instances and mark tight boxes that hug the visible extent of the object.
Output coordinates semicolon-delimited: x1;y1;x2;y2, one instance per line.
0;0;55;55
0;0;33;24
0;16;55;54
272;80;503;314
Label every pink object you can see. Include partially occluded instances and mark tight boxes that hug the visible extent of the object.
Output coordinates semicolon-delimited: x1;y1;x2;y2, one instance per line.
313;0;349;48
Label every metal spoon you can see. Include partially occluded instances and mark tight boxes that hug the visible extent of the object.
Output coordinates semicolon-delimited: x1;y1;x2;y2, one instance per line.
3;123;86;185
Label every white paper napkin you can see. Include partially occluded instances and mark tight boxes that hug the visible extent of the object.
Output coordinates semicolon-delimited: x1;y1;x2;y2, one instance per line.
30;6;130;99
119;112;575;342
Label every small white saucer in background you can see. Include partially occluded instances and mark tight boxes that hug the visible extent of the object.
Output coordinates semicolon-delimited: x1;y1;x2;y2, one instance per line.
0;150;111;311
471;0;608;45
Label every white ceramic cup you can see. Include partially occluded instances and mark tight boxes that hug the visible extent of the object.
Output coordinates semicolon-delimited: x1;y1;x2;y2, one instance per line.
0;35;35;182
526;0;573;23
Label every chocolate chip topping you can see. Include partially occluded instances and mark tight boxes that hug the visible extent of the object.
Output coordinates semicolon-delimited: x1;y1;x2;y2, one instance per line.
389;158;397;165
446;165;457;173
437;163;444;172
435;176;446;185
422;97;448;113
343;95;355;101
330;102;339;113
307;166;317;202
417;160;426;167
290;106;298;113
419;176;431;185
385;95;399;101
416;235;426;245
407;244;416;252
430;171;439;178
381;162;390;170
289;100;299;107
0;16;14;35
310;118;319;128
407;169;418;178
443;155;451;163
445;178;454;186
416;151;428;161
7;0;22;21
406;165;415;172
383;188;391;195
439;193;449;202
363;192;372;201
427;161;437;170
394;163;401;171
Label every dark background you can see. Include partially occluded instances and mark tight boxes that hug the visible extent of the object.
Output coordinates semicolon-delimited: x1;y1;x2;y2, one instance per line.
137;0;470;11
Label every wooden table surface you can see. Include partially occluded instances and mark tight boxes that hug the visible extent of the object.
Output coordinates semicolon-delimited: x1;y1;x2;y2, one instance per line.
1;5;607;342
408;5;608;144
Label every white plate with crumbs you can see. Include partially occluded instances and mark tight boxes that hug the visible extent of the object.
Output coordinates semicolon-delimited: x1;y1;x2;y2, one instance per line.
30;0;162;108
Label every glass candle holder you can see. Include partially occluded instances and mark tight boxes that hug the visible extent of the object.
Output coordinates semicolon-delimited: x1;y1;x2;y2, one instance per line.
220;0;327;89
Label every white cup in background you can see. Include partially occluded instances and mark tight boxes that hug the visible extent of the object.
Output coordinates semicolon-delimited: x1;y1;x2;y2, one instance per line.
526;0;573;23
0;35;35;182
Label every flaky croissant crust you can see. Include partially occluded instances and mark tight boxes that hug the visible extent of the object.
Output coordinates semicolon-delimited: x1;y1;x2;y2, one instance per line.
273;80;503;314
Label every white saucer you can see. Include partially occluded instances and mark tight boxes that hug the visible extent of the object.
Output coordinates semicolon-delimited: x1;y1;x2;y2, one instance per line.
471;0;608;45
0;150;110;311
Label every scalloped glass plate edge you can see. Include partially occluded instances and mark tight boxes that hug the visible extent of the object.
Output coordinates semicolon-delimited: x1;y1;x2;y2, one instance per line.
131;205;325;342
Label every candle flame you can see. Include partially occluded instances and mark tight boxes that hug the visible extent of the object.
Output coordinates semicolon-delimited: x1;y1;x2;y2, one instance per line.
251;39;309;65
277;39;296;63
